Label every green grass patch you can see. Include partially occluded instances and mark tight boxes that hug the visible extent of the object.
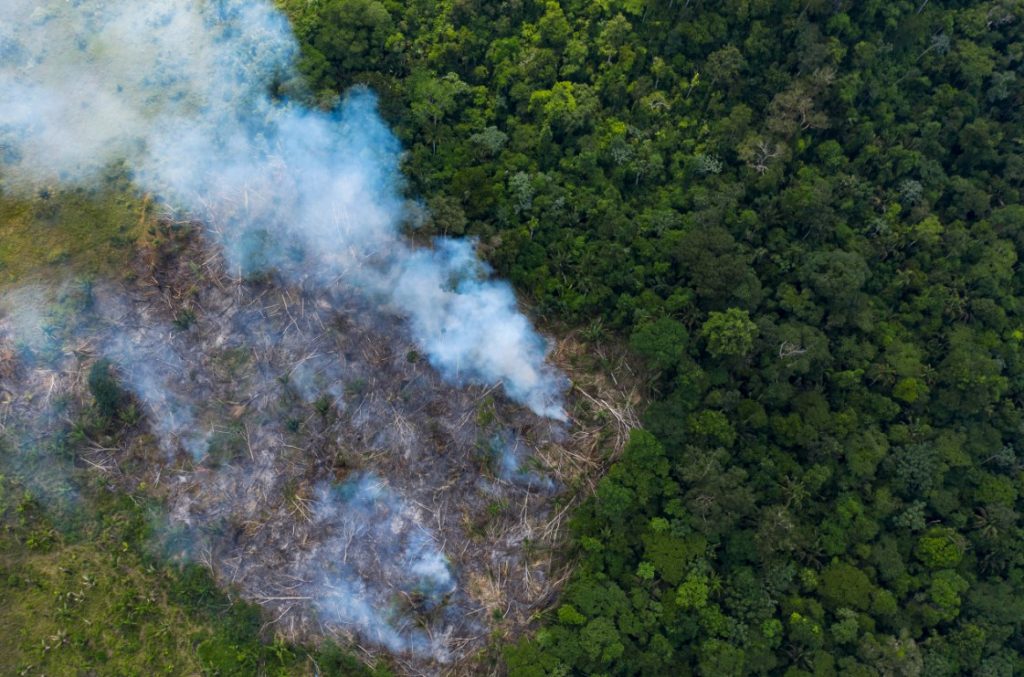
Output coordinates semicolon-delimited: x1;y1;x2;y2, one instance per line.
0;476;208;676
0;187;148;286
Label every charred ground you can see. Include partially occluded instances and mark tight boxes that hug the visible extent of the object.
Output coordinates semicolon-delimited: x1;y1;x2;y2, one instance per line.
0;218;639;675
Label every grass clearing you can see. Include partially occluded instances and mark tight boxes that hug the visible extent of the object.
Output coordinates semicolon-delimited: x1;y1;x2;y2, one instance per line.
0;478;208;676
0;187;149;286
0;544;208;675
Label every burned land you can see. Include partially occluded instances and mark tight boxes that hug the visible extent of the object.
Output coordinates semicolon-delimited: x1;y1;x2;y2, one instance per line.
0;220;639;675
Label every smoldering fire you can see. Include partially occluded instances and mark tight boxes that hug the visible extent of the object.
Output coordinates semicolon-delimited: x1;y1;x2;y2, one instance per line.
0;0;578;668
0;232;570;665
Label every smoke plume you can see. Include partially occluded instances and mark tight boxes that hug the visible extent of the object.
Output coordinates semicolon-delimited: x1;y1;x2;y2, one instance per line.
0;0;566;419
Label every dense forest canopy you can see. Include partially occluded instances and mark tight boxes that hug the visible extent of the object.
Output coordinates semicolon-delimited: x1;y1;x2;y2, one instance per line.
273;0;1024;674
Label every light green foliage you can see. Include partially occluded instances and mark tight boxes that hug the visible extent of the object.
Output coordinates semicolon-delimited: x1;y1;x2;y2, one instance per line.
676;571;710;610
916;527;965;570
557;604;586;626
0;543;206;675
928;570;969;621
700;308;759;359
686;409;736;447
761;618;783;643
830;609;861;645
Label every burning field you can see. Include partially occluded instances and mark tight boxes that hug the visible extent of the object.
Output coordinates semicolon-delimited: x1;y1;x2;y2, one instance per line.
0;221;638;674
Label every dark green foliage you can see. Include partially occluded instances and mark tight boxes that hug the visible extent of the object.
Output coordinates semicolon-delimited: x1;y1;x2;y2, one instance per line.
173;307;197;330
167;563;224;615
318;640;385;676
272;0;1024;674
87;358;123;421
629;317;688;374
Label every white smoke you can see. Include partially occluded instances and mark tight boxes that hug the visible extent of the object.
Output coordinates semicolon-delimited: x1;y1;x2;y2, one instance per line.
0;0;566;419
103;327;211;459
491;430;556;492
304;474;456;659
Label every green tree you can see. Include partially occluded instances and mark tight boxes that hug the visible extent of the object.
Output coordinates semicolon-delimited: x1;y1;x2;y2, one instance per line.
629;317;689;373
309;0;395;88
916;528;965;570
700;308;758;359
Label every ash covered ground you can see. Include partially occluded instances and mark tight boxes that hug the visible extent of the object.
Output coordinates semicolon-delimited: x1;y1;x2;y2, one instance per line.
0;223;635;674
